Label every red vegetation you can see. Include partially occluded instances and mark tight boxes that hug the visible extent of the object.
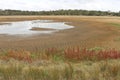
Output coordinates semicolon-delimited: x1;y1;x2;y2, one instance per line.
97;49;120;60
64;48;120;61
0;48;120;62
46;48;58;56
64;48;96;60
0;50;32;63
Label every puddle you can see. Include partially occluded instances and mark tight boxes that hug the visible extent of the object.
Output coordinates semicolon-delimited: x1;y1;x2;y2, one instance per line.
0;20;74;35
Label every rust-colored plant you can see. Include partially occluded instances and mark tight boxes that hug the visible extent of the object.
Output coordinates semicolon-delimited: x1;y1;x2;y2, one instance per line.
7;50;32;62
64;48;120;61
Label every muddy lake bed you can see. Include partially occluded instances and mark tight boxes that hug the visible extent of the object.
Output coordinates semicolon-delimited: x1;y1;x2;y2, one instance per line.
0;16;120;51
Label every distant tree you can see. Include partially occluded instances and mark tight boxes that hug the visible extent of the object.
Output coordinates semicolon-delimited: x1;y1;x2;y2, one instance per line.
0;9;119;16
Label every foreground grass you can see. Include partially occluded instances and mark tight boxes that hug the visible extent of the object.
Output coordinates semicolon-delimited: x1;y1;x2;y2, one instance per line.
0;48;120;80
0;59;120;80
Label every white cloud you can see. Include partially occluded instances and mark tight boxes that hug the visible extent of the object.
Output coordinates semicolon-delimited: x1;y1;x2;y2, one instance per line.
0;0;120;12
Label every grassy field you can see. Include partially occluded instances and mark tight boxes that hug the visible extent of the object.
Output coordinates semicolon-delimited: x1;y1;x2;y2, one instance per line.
0;16;120;80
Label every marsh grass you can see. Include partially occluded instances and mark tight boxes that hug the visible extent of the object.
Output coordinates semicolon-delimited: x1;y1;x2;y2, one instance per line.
0;60;120;80
0;48;120;80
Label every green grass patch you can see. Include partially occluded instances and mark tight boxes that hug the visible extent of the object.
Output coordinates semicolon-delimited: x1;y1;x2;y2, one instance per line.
110;23;120;28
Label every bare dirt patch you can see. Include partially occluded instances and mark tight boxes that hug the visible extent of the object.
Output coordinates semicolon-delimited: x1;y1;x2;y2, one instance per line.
30;27;56;31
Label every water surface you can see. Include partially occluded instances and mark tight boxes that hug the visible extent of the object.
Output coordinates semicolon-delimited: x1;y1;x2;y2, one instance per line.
0;20;73;35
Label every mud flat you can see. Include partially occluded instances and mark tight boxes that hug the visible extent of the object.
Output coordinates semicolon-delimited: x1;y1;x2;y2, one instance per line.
0;16;120;51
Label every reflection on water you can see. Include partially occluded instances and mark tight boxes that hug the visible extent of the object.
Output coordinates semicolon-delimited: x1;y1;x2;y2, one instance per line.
0;20;74;35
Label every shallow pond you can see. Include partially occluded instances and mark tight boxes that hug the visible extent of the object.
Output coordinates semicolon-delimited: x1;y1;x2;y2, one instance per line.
0;20;74;35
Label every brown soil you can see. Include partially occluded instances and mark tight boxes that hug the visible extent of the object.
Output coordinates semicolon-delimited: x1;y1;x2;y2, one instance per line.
0;16;120;51
0;23;11;25
30;27;56;31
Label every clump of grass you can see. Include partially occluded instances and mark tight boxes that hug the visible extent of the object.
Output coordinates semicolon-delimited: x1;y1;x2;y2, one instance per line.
64;48;120;61
0;50;32;63
0;65;23;80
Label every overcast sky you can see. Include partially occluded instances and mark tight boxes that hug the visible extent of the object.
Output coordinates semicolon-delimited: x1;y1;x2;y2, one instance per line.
0;0;120;12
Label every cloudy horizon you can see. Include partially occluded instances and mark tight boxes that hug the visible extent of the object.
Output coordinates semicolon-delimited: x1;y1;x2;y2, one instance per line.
0;0;120;12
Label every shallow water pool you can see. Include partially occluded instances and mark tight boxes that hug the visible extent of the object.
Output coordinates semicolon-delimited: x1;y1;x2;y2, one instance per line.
0;20;74;35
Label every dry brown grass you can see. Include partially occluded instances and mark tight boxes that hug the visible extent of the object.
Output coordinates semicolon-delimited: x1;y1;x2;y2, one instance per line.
0;58;120;80
0;16;120;51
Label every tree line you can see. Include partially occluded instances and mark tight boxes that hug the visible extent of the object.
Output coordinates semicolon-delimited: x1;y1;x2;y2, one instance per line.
0;9;120;16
